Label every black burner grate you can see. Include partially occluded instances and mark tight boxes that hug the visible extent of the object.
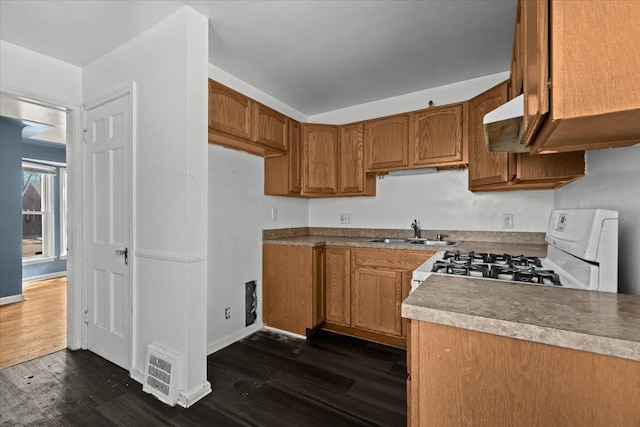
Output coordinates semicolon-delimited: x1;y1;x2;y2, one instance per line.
433;251;562;286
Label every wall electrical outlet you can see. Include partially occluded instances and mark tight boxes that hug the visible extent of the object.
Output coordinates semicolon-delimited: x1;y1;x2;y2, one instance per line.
502;214;514;229
271;208;278;220
339;213;352;224
224;307;231;319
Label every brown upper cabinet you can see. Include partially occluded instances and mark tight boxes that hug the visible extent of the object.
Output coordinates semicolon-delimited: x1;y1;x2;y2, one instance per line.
365;114;410;171
364;102;468;173
518;0;640;154
302;124;339;195
209;79;253;140
469;81;585;191
265;122;375;197
509;0;523;100
411;103;468;167
208;79;287;157
264;120;301;196
254;103;288;153
339;123;376;195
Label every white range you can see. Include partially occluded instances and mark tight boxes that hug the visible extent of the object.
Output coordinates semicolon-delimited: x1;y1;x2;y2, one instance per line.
411;209;619;293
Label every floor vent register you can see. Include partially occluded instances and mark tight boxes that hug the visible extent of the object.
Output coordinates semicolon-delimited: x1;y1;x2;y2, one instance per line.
142;343;181;406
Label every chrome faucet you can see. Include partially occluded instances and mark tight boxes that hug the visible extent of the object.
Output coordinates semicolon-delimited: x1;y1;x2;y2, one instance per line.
411;219;420;239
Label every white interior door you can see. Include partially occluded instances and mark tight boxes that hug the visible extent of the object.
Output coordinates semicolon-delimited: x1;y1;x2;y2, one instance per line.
85;92;131;370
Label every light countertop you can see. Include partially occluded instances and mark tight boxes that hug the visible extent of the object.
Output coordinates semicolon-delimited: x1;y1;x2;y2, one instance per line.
402;275;640;362
263;234;548;258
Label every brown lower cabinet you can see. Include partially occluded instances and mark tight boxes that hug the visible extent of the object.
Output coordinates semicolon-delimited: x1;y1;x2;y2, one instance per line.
325;247;351;326
262;244;325;336
408;320;640;426
263;244;434;344
323;247;434;348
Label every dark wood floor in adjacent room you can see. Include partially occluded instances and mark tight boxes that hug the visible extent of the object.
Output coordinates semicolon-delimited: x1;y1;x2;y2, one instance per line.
0;329;407;426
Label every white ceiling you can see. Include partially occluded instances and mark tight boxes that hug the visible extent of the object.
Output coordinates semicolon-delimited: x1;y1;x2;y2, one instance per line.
0;0;517;115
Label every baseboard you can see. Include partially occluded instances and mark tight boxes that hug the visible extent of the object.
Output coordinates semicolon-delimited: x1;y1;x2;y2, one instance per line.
322;322;407;349
177;381;212;408
207;322;264;355
135;364;211;408
23;271;67;285
130;368;145;385
0;294;26;306
262;326;306;340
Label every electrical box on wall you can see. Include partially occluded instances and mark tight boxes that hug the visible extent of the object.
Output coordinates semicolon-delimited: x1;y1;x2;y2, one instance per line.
245;280;257;326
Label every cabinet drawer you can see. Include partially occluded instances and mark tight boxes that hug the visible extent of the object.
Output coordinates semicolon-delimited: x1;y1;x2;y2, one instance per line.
353;248;435;271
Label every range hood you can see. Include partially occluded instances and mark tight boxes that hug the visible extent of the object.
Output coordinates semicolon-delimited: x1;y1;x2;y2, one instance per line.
482;94;529;153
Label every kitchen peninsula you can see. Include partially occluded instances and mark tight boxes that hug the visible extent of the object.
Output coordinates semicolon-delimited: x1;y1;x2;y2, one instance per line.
403;275;640;426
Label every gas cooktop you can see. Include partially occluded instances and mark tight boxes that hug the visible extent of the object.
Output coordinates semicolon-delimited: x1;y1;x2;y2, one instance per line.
411;209;618;294
430;251;562;286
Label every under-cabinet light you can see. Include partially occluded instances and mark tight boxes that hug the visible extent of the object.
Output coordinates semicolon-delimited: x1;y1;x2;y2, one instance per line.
387;167;438;176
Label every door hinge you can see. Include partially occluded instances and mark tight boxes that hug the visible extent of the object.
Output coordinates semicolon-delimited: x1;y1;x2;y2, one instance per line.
84;309;89;324
83;128;88;143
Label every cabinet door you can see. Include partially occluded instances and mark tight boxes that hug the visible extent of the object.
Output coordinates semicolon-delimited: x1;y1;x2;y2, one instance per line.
264;119;301;196
254;103;288;152
509;0;523;99
468;81;515;188
303;124;338;194
209;79;253;140
521;0;549;147
365;115;409;171
412;104;466;166
311;247;326;328
325;248;351;326
263;244;312;336
339;123;366;193
352;267;402;336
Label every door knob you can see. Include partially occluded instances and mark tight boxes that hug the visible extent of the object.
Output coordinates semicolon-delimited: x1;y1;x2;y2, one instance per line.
115;247;128;265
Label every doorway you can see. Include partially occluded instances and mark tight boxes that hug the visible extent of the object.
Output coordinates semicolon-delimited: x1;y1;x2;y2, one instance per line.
0;93;72;367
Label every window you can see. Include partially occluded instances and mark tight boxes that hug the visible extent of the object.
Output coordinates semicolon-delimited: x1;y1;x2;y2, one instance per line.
59;168;68;258
22;162;56;262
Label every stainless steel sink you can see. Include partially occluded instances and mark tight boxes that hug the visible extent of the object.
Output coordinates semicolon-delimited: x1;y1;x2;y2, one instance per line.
410;239;461;247
365;237;461;247
367;238;413;244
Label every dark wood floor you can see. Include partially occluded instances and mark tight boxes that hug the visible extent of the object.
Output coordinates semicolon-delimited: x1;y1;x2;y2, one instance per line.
0;329;407;426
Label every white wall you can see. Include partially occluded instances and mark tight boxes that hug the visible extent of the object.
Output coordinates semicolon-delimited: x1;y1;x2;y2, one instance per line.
208;64;308;123
554;146;640;295
83;7;210;405
309;170;553;231
207;144;308;353
0;40;82;106
309;71;509;124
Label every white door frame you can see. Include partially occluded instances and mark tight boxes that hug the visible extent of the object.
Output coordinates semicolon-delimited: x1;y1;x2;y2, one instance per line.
0;89;83;351
82;83;137;372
